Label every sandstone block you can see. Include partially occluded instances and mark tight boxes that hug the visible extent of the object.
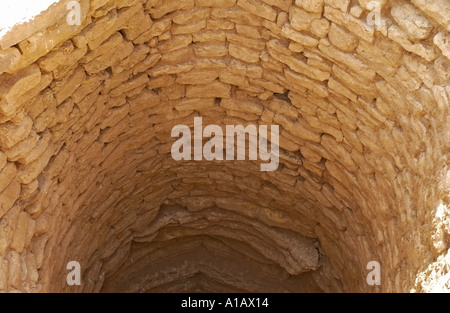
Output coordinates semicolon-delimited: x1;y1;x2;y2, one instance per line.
310;18;330;38
328;23;358;52
174;8;210;25
229;44;261;63
193;30;227;43
122;11;154;41
434;32;450;61
4;132;40;163
52;67;87;104
391;3;433;41
0;0;89;50
149;0;195;19
186;80;231;98
134;17;172;44
387;25;437;62
236;24;262;39
177;70;220;84
72;9;118;48
110;73;149;97
158;35;193;54
175;98;215;111
0;152;6;171
18;131;52;166
251;77;285;93
411;0;450;31
17;145;54;185
0;115;33;149
8;11;90;73
194;43;229;58
220;71;250;87
100;104;130;129
196;0;237;7
173;20;207;35
237;0;278;21
10;212;30;253
0;47;21;74
324;0;350;12
318;39;376;81
324;6;373;42
134;53;162;75
221;98;263;115
274;113;322;142
270;50;330;82
281;24;319;47
295;0;324;13
285;69;329;97
0;163;17;194
269;99;298;119
289;6;321;32
0;64;41;105
0;180;21;219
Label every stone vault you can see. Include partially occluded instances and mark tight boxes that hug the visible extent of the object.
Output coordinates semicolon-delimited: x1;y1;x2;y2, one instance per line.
0;0;449;292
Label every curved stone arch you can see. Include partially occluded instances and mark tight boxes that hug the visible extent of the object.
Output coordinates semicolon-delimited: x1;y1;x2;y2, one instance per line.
0;0;448;292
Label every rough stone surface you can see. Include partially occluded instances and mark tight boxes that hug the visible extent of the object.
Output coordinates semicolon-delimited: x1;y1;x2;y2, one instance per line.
0;0;448;293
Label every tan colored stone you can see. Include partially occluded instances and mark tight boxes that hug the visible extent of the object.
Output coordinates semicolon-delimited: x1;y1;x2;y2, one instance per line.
0;0;447;294
0;64;41;105
122;10;154;41
324;6;374;42
295;0;324;13
196;0;237;7
72;9;118;48
177;70;220;84
0;163;17;194
172;20;207;35
324;0;350;12
1;0;85;49
193;30;227;43
0;115;33;150
52;67;87;104
0;152;7;171
194;43;228;58
18;131;52;166
10;212;30;253
0;47;21;75
270;50;330;82
310;18;330;38
318;38;376;81
411;0;450;31
149;0;195;19
387;25;437;62
17;145;54;185
237;0;278;21
434;32;450;61
8;13;90;72
175;98;215;111
221;98;263;115
0;180;21;219
186;80;231;98
134;17;172;44
158;35;193;54
281;24;319;47
289;6;321;32
229;44;260;63
328;23;358;52
391;3;433;41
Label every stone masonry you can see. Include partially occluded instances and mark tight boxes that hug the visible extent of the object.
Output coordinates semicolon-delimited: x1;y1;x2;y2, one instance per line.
0;0;449;292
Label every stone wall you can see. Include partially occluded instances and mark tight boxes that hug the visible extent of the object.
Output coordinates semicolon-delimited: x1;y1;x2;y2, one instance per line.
0;0;448;292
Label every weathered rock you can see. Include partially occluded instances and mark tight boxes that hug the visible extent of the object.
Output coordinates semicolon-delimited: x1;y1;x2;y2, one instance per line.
0;0;447;295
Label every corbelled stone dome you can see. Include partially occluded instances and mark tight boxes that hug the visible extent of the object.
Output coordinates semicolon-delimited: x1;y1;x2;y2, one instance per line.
0;0;448;293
